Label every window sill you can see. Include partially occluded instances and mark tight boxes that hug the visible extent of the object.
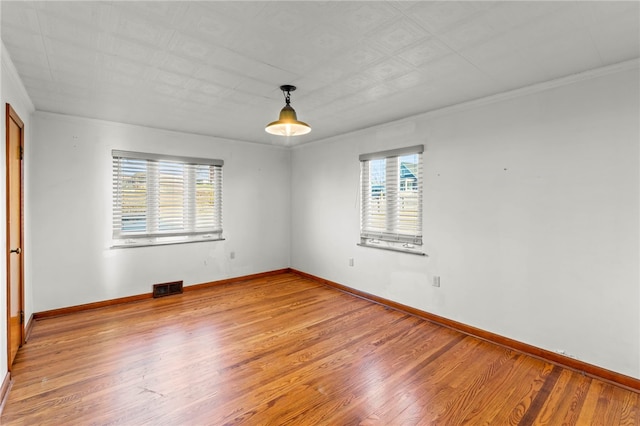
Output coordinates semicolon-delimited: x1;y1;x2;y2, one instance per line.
357;242;427;256
112;236;225;249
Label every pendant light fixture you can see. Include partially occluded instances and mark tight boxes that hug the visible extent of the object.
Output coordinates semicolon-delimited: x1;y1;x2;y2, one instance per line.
265;85;311;136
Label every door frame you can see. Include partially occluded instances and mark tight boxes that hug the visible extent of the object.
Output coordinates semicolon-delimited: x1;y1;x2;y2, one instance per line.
5;103;25;371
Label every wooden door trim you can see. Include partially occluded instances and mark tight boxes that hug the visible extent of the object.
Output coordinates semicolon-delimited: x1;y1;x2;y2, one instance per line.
5;103;25;372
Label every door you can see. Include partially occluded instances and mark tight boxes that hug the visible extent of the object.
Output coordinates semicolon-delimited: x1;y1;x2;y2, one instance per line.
6;104;24;369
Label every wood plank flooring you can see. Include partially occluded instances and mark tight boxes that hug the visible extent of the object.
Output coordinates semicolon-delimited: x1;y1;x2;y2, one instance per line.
2;272;638;425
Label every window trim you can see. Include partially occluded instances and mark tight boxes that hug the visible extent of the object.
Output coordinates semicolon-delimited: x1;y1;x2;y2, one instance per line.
359;145;425;256
358;145;424;162
111;150;224;248
112;150;224;167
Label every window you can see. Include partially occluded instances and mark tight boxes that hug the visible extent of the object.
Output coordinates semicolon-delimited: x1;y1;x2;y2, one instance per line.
359;145;424;255
112;150;223;247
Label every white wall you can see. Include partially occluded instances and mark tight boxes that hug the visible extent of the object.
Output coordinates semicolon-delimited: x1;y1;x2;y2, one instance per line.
1;43;35;375
290;65;640;379
30;113;290;312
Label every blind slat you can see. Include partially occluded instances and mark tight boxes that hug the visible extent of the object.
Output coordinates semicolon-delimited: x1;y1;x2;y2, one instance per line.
113;152;223;243
360;149;422;246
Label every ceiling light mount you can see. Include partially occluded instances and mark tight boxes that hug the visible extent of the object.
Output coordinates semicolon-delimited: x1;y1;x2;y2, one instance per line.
265;84;311;137
280;84;296;103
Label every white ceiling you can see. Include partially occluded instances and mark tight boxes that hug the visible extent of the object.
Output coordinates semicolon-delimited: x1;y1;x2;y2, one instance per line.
2;1;639;145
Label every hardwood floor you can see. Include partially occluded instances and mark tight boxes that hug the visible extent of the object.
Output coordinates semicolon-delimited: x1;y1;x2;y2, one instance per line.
2;272;638;425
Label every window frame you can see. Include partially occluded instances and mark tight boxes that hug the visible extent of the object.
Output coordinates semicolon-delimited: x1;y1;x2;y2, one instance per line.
111;150;224;248
359;145;425;256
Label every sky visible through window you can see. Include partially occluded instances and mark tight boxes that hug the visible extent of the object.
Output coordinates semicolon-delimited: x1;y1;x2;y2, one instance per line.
368;154;419;195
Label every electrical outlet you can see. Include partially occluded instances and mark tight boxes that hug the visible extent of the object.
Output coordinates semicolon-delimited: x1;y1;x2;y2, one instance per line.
432;276;440;287
348;258;354;267
230;251;235;260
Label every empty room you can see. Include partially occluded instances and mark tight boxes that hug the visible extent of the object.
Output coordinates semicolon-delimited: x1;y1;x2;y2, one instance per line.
0;1;639;424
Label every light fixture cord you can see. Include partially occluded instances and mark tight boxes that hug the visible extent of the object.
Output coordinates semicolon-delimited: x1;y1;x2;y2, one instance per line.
283;89;291;105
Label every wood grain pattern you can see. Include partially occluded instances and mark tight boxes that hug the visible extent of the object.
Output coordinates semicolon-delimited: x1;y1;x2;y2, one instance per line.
291;269;640;392
0;371;12;415
32;269;290;320
6;103;25;371
2;272;638;425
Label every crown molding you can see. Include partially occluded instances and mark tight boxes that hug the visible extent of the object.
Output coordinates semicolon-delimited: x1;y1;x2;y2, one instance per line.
414;58;640;122
297;58;640;149
1;42;36;113
32;110;288;150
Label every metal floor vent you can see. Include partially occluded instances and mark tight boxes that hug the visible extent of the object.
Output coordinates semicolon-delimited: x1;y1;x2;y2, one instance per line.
153;280;183;298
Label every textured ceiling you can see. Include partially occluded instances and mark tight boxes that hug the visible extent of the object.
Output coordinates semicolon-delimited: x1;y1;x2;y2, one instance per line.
2;1;639;145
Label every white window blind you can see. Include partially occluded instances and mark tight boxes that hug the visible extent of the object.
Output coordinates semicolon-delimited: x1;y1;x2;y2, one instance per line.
360;145;423;253
112;150;223;247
